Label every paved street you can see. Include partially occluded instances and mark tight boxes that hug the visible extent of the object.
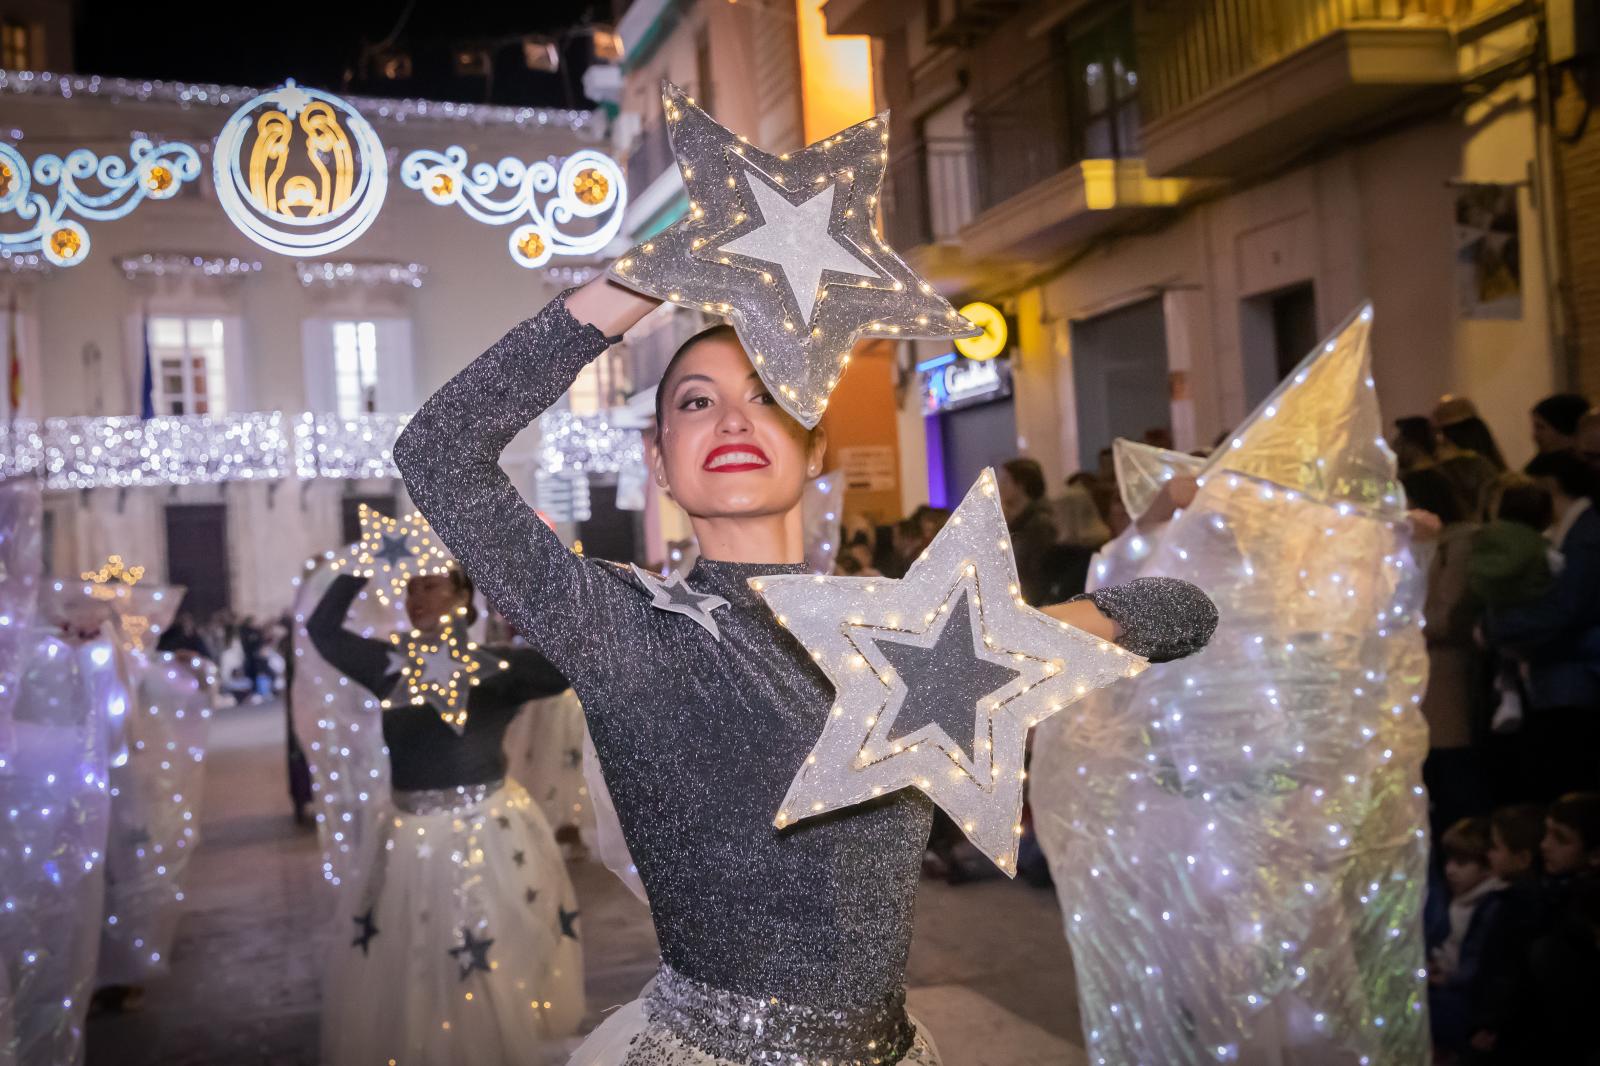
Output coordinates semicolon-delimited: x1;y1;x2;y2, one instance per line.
86;703;1087;1065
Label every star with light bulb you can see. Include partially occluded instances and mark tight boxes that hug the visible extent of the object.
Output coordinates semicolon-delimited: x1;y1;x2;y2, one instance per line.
609;81;978;428
752;469;1149;873
382;622;508;734
334;504;453;606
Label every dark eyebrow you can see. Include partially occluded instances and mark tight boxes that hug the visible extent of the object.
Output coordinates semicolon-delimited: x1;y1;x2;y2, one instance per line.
672;373;714;393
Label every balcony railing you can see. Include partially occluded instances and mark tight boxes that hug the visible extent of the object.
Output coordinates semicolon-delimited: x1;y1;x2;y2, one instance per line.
882;137;979;250
970;52;1140;214
626;119;676;195
1140;0;1459;123
0;410;642;490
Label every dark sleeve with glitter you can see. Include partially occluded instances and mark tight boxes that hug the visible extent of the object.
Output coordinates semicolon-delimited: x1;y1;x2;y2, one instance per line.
393;294;652;693
306;574;397;697
490;645;572;704
1076;576;1219;663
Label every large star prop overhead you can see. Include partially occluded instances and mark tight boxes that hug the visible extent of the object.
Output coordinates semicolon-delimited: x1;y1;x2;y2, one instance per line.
609;81;979;428
381;624;508;733
752;469;1148;873
332;505;453;606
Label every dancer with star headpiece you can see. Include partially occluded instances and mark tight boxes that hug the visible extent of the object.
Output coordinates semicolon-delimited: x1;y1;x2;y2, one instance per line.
305;507;585;1065
394;79;1218;1066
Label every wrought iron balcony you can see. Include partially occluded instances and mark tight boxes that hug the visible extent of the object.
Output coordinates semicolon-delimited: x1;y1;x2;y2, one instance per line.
882;137;979;251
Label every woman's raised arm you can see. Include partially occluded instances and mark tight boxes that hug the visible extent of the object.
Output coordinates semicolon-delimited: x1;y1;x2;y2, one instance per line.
393;276;659;686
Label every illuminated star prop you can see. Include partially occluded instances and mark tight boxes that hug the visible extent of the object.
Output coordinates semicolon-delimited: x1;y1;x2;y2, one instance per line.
752;469;1148;873
609;81;978;428
381;624;508;733
333;505;453;606
631;564;729;639
449;926;494;980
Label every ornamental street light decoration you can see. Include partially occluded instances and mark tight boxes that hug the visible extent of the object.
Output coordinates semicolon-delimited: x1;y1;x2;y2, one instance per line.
0;138;201;266
400;146;627;268
212;80;390;258
3;76;625;269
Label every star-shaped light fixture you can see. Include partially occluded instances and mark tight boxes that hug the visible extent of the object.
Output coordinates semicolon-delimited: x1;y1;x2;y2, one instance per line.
609;82;978;428
630;563;729;639
752;469;1149;873
332;505;453;606
381;624;508;733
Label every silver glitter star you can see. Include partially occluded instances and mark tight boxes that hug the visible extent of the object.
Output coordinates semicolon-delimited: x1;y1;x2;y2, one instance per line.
752;469;1149;874
609;81;979;428
631;563;730;639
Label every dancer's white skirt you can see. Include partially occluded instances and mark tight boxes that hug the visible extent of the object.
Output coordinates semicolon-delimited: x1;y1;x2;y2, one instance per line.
320;779;585;1066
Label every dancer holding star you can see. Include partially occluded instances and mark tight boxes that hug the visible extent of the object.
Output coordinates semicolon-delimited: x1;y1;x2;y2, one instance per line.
396;86;1216;1066
306;526;585;1066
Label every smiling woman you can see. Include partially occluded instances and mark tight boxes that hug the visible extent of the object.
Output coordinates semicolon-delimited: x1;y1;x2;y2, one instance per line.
647;324;827;560
391;268;1216;1066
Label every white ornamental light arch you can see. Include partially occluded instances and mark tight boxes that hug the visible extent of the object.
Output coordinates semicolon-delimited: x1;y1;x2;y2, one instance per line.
400;145;627;268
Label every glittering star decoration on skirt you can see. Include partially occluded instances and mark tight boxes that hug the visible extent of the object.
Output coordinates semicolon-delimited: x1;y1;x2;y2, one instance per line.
381;624;508;733
631;563;729;638
608;81;978;428
332;504;453;606
752;469;1149;874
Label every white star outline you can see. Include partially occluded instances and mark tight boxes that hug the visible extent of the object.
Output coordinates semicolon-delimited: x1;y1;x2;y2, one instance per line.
709;161;883;327
753;469;1149;872
842;569;1053;793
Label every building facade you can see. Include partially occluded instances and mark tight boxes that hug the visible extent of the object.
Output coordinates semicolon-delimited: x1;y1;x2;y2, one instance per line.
831;0;1573;503
1;65;626;619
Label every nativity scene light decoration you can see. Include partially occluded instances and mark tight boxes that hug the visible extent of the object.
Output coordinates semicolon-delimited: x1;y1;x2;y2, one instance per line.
609;81;979;428
753;469;1148;873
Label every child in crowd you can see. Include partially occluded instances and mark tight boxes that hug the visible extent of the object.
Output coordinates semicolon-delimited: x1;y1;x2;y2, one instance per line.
1467;478;1557;732
1464;804;1546;1060
1429;818;1509;1055
1523;793;1600;1062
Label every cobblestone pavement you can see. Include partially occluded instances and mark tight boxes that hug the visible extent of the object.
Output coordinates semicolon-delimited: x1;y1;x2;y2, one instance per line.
85;703;1087;1066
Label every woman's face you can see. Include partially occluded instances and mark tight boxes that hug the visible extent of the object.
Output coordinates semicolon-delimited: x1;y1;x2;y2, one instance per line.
654;334;823;521
405;573;469;632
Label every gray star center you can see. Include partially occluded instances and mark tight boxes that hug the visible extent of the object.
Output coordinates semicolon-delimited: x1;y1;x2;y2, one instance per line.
867;590;1023;763
715;175;877;326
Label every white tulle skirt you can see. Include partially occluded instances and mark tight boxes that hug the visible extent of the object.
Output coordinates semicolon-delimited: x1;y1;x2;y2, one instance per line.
564;968;941;1066
320;779;585;1066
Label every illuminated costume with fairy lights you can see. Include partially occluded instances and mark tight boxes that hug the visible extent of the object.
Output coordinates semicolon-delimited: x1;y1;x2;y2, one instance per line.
1033;306;1432;1065
306;574;585;1065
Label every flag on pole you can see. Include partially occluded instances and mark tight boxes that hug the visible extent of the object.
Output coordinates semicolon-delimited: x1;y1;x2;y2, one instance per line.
139;307;155;420
6;294;19;422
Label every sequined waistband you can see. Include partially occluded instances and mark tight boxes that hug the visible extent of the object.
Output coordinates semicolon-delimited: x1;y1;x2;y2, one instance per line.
391;779;502;815
643;961;916;1065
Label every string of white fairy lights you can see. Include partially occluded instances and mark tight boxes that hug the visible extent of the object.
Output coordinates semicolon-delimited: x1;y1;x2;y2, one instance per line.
0;410;640;490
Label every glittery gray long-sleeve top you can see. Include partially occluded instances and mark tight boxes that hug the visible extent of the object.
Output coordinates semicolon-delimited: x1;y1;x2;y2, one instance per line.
306;573;570;793
393;297;935;1014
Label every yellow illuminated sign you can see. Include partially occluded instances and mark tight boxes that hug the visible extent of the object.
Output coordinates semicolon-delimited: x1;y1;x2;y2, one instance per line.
954;302;1007;361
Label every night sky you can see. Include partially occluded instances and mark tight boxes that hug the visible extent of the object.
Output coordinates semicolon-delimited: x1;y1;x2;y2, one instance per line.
72;0;604;107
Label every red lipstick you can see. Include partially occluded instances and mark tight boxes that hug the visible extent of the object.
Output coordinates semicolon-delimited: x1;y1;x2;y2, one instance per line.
702;443;771;473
